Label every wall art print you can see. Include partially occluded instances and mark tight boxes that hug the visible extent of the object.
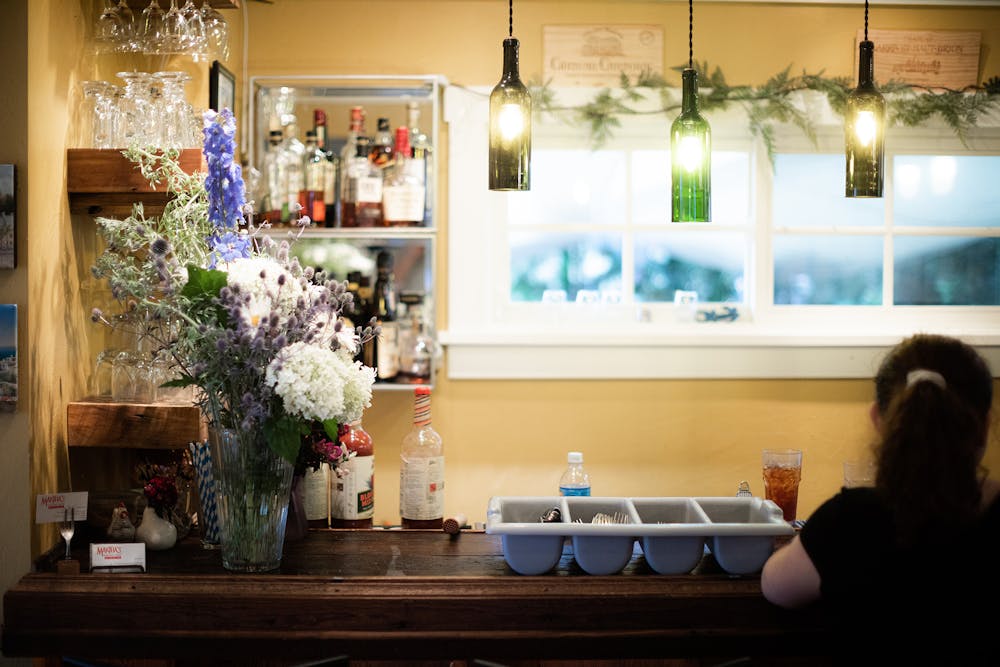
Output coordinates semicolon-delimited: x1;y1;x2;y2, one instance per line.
0;164;15;269
0;304;16;410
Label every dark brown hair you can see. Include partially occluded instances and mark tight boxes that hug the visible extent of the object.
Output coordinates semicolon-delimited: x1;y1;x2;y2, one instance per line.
873;334;993;545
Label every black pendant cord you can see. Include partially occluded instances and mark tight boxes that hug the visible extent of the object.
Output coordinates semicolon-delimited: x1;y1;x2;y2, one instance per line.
864;0;869;41
509;0;513;38
688;0;694;69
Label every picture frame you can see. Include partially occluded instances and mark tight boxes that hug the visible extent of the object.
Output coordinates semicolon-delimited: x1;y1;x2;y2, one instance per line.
209;60;236;113
0;304;17;411
0;164;15;270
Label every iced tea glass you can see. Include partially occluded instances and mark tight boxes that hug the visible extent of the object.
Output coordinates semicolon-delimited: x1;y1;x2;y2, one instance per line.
762;448;802;522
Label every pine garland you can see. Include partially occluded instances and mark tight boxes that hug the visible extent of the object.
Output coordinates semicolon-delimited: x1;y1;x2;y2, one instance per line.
530;64;1000;161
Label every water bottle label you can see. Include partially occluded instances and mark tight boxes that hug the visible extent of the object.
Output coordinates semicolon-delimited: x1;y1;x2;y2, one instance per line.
559;486;591;497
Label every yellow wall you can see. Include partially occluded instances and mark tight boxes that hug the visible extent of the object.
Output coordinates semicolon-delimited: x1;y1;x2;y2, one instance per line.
244;0;1000;526
4;1;999;575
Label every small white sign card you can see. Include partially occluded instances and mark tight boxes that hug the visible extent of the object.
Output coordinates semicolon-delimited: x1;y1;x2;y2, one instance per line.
90;543;146;573
36;491;88;523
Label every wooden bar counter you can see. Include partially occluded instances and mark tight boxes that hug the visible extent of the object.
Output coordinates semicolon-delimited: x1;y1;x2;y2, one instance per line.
2;530;833;666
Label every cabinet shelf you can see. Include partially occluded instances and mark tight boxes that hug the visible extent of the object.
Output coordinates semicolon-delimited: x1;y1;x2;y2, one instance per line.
294;226;437;240
67;397;206;449
67;148;204;216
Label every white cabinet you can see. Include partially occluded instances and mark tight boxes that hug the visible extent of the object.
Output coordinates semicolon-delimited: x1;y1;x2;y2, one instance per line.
249;75;445;390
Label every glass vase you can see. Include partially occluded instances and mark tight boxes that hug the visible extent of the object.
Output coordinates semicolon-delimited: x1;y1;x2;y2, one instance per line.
209;427;294;572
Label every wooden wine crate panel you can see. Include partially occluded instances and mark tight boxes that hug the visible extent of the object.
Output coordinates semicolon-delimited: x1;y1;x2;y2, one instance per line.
67;397;206;449
67;148;204;216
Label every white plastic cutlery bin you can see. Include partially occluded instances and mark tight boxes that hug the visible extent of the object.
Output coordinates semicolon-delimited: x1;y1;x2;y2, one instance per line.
485;495;795;576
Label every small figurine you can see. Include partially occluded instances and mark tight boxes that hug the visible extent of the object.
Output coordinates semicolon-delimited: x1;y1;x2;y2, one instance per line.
107;501;136;542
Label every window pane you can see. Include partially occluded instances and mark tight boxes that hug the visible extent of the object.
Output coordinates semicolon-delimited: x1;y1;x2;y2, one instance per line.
894;236;1000;305
894;155;1000;228
632;150;752;224
634;231;746;303
509;232;622;302
774;235;883;305
773;154;884;228
507;150;626;225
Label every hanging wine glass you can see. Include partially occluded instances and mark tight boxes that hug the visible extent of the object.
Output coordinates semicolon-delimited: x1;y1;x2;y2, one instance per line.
114;0;137;53
140;0;166;55
181;0;206;58
160;0;190;55
200;0;229;61
94;0;126;54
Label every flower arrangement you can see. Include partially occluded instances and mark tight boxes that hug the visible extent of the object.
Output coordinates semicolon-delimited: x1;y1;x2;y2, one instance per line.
142;472;179;519
91;108;379;470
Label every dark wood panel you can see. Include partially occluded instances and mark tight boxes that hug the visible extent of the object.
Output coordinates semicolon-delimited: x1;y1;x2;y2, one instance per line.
67;396;206;449
3;532;833;664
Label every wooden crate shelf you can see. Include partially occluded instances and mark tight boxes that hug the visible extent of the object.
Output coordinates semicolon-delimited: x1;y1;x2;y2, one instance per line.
67;396;206;449
67;148;204;216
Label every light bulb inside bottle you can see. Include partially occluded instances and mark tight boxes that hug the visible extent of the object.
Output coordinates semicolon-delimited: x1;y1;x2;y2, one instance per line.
677;135;704;172
497;103;524;141
853;110;878;147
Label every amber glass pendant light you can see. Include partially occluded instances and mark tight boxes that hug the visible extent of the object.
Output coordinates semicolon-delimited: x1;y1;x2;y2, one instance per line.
846;0;886;198
671;0;711;222
489;0;531;191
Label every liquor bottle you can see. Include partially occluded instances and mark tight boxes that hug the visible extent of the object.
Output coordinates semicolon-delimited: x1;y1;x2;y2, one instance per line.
356;275;375;367
299;130;326;225
313;109;338;227
261;130;285;223
330;419;375;528
302;463;329;529
397;292;432;384
559;451;591;496
342;270;362;331
382;126;426;227
406;101;433;224
372;249;399;382
370;117;394;169
281;122;305;223
340;137;383;227
339;105;366;172
400;386;444;529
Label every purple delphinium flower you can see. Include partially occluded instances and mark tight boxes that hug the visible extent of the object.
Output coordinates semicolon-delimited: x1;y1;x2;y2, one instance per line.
202;108;249;245
207;231;253;268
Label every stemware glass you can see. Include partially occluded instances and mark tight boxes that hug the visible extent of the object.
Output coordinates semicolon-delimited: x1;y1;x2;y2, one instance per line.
154;71;194;148
160;0;190;55
182;0;207;58
118;71;156;146
94;0;126;54
200;0;229;61
140;0;166;55
115;0;138;53
79;81;110;148
60;507;75;560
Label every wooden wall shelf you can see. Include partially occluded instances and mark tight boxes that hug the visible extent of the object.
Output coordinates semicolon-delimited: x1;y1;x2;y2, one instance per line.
67;397;206;449
123;0;239;9
67;148;204;216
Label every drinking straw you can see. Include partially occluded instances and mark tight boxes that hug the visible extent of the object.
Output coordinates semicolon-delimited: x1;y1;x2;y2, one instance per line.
189;440;220;545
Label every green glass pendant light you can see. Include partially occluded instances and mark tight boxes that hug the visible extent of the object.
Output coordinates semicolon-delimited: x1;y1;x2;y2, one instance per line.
489;0;531;191
846;0;886;198
671;0;711;222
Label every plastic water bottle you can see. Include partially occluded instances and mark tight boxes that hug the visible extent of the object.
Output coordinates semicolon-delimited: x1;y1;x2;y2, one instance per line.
559;451;591;496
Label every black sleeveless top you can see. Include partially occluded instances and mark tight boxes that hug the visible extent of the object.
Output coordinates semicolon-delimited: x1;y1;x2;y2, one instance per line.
799;487;1000;664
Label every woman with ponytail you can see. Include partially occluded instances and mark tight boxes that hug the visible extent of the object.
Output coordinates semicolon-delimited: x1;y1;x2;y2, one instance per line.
761;334;998;662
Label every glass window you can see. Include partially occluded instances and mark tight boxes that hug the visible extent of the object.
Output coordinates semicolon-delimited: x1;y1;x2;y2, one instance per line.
894;155;1000;228
507;150;627;225
773;154;884;228
634;231;746;303
894;236;1000;305
509;231;622;302
773;234;883;305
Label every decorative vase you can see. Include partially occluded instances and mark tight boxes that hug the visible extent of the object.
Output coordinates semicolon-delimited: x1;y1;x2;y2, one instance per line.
209;427;295;573
135;506;177;551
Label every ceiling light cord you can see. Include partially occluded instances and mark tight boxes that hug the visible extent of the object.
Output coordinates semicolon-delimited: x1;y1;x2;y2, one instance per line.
688;0;694;69
509;0;513;38
864;0;869;41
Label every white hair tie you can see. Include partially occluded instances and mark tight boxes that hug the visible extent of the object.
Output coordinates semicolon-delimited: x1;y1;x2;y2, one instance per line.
906;369;947;389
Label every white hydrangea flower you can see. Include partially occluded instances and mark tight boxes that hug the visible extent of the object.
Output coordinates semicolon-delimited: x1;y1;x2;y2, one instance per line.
223;256;305;328
266;341;375;425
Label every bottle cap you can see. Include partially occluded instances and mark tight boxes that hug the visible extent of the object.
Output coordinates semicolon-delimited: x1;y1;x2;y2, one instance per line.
376;249;394;271
567;451;583;464
394;126;411;157
377;117;390;131
314;109;327;126
415;386;431;396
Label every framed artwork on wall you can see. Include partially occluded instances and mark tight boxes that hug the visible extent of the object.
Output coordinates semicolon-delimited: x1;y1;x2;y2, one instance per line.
0;164;15;270
0;304;17;411
209;60;236;113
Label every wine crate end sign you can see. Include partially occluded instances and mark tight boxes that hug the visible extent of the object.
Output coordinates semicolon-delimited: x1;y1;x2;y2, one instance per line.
543;25;663;88
857;29;981;90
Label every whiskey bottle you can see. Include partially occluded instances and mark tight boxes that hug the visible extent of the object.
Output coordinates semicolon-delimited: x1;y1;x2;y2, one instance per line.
382;126;425;227
370;117;394;169
340;137;383;227
300;130;326;225
372;249;399;382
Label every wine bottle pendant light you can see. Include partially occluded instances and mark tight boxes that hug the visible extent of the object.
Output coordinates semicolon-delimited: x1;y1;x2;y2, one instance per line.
846;0;886;198
489;0;532;191
671;0;711;222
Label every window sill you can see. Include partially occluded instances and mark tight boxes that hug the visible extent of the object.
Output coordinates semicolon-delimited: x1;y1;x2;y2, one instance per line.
439;328;1000;379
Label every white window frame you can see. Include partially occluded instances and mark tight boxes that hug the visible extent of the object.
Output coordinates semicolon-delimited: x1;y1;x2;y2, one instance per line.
441;86;1000;379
